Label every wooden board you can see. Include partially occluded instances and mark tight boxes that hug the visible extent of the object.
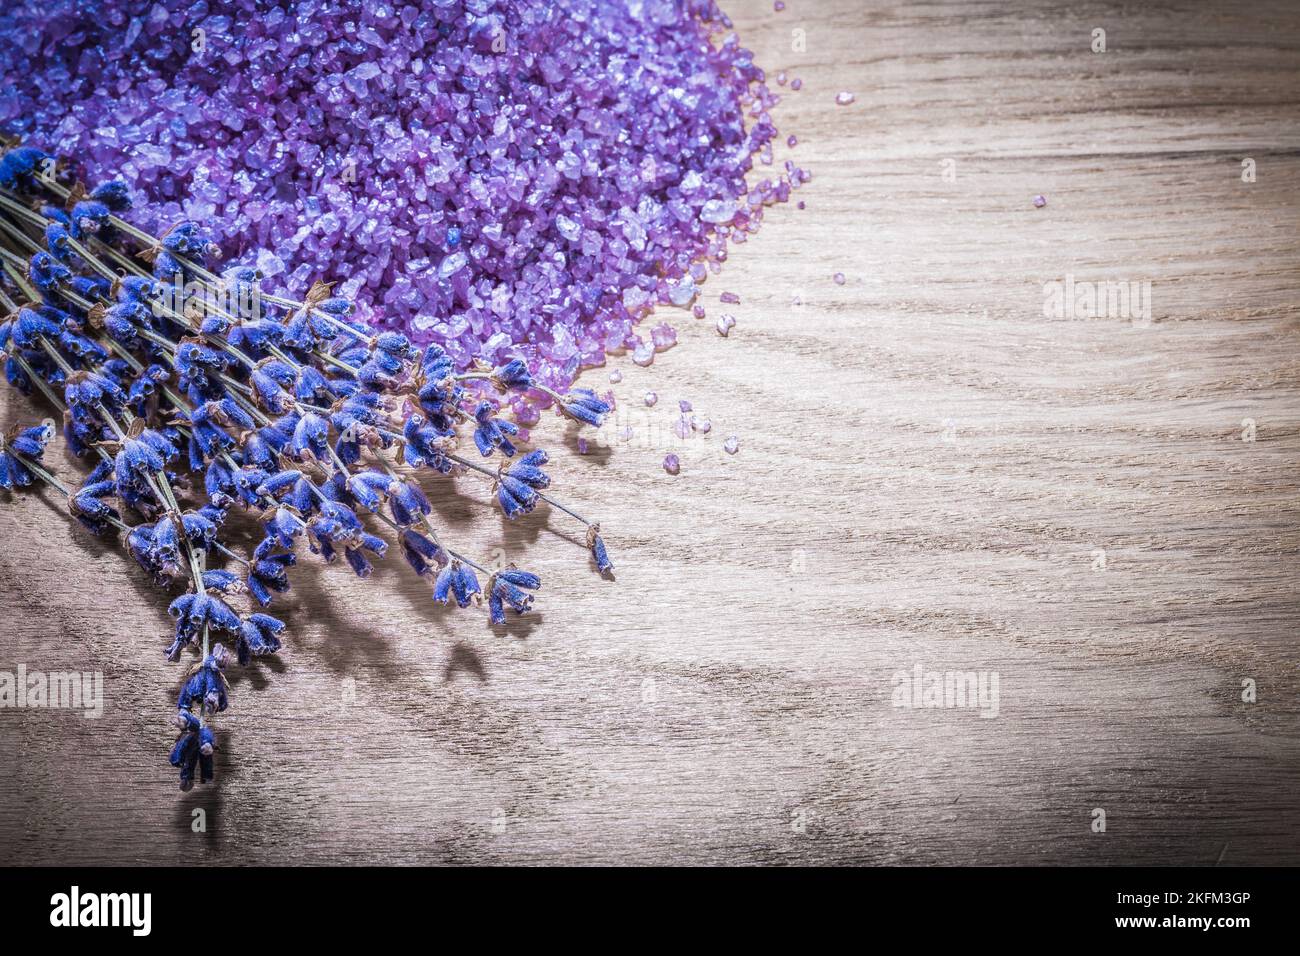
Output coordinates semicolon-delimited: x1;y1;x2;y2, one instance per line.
1;0;1298;865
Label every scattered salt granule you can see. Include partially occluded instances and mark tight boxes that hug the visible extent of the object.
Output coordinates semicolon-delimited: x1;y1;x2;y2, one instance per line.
716;314;737;336
644;391;659;407
608;370;623;384
724;435;740;455
650;322;678;351
833;272;846;285
663;453;681;475
632;340;655;367
835;91;856;106
1033;194;1048;208
720;291;740;304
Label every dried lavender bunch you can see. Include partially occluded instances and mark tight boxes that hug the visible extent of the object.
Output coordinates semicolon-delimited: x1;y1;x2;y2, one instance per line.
0;143;614;790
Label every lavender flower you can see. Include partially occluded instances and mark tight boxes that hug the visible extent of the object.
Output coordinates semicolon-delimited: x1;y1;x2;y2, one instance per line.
488;567;542;624
473;400;519;457
236;613;285;666
558;388;612;427
0;422;54;490
177;650;230;714
489;359;533;392
169;712;203;792
0;146;49;189
434;560;482;608
248;548;296;607
494;450;552;519
400;528;446;576
167;593;241;661
588;524;614;575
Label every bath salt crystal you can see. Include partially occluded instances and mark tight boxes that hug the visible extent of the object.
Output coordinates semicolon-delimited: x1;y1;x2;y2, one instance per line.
668;278;697;307
699;199;737;224
650;322;678;350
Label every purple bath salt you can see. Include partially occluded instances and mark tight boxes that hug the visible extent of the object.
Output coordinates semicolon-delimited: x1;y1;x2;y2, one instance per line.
0;0;792;403
663;453;681;475
650;322;678;351
720;291;740;304
632;339;655;367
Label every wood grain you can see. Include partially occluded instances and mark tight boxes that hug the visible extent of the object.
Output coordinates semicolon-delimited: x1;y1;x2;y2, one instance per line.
1;0;1298;865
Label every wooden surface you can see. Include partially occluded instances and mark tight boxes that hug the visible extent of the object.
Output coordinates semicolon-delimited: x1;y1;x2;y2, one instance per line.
2;0;1299;865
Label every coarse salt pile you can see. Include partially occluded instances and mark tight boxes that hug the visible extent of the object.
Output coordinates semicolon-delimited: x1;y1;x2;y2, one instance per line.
0;0;807;401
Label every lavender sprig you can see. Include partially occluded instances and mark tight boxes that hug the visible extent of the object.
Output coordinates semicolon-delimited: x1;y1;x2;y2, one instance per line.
0;142;620;791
